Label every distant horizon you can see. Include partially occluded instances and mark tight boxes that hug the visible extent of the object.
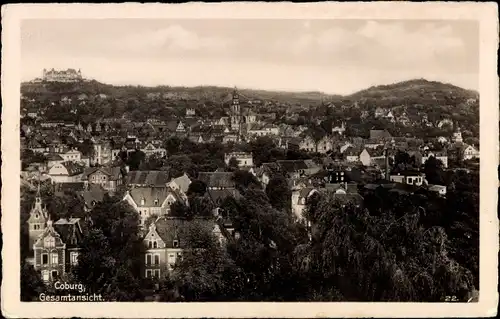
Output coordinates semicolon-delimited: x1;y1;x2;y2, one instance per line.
21;19;479;95
23;72;478;96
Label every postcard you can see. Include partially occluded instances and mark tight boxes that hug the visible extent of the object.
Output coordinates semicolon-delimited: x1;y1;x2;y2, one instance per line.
1;2;498;318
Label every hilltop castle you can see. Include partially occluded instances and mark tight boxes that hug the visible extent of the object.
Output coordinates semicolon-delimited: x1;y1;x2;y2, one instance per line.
42;68;83;83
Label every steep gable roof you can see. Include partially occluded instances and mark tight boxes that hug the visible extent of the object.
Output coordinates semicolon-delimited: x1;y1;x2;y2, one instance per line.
170;173;192;194
370;129;392;140
128;186;183;207
126;170;170;187
198;172;236;189
151;217;216;249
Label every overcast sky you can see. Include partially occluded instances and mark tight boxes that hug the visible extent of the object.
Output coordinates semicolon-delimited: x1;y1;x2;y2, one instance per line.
21;19;479;95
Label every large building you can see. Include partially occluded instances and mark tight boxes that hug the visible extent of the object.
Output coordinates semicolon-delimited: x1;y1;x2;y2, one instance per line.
42;68;83;82
27;189;86;282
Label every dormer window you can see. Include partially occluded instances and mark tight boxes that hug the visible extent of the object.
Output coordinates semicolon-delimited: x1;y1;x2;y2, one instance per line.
140;198;145;206
154;199;159;206
173;240;179;248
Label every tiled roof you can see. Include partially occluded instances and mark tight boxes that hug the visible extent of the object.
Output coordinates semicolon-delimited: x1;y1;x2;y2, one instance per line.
276;160;308;173
126;170;170;187
80;184;105;207
82;166;122;181
207;188;242;205
198;172;236;189
128;186;183;207
152;217;216;249
170;173;192;194
55;182;85;193
47;153;64;161
53;218;84;249
59;162;85;176
370;130;392;140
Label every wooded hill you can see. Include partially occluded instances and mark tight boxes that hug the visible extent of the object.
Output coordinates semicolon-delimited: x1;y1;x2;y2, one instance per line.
21;78;478;108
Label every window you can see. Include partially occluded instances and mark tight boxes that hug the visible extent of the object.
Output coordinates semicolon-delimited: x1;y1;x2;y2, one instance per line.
154;199;159;206
51;253;59;265
146;269;152;278
51;270;58;280
146;254;152;265
148;241;152;249
42;253;49;265
154;254;160;265
173;240;179;248
153;241;158;249
42;270;50;281
71;252;78;265
154;269;160;278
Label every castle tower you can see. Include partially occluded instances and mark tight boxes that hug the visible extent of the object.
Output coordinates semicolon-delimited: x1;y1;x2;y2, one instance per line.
230;88;242;134
27;184;48;251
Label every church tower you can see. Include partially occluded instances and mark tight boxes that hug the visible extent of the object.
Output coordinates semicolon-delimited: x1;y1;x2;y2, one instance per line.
453;125;463;143
230;88;242;134
27;185;49;252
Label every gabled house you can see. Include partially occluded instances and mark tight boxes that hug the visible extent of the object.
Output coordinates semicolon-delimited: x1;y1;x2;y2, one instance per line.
462;144;479;160
316;136;333;154
123;187;188;226
198;172;236;190
126;170;170;188
166;173;192;194
28;193;86;282
140;142;167;158
81;166;124;193
299;136;316;152
47;162;85;184
142;217;225;278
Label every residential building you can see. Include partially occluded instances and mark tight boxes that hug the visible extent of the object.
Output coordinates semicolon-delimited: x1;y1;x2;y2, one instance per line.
123;186;187;226
299;136;316;152
462;144;480;160
47;162;85;183
224;152;254;168
428;185;447;197
389;171;425;186
140;142;167;158
198;172;236;190
166;173;192;194
81;166;124;193
142;216;225;278
59;149;82;162
126;171;170;188
421;151;449;168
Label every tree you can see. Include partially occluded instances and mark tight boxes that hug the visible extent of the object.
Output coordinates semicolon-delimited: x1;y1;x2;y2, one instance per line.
21;260;46;301
265;175;291;212
74;197;145;301
164;137;182;156
126;151;146;171
187;180;207;196
228;157;239;170
232;170;261;191
303;191;475;301
424;156;445;185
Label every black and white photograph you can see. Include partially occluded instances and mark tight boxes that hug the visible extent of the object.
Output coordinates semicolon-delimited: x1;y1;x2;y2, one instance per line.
2;2;498;318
